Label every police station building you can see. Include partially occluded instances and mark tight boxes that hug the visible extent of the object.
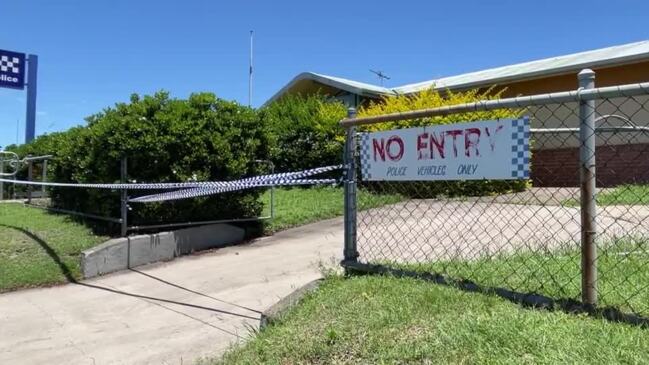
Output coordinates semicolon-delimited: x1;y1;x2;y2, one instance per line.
266;40;649;187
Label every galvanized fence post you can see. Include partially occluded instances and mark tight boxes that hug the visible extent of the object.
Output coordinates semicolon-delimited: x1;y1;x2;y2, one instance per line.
579;69;598;307
41;159;48;197
26;156;33;204
120;156;128;237
0;158;4;201
343;108;359;265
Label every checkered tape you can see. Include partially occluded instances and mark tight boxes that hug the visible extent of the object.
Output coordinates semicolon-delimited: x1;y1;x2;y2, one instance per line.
359;133;372;180
129;178;337;203
0;165;342;190
510;117;530;179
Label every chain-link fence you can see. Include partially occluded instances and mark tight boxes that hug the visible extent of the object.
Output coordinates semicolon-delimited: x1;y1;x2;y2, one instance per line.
341;69;649;320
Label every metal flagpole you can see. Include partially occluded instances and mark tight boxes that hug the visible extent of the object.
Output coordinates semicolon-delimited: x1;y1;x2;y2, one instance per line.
249;30;253;107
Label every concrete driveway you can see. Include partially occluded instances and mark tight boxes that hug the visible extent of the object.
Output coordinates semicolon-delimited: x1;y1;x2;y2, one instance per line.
0;217;343;365
358;197;649;262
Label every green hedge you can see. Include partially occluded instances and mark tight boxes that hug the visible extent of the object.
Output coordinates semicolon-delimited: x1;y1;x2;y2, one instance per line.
11;92;269;232
259;93;347;172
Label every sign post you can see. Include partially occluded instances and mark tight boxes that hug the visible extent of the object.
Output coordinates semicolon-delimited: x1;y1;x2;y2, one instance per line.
359;118;530;181
25;54;38;143
0;48;37;143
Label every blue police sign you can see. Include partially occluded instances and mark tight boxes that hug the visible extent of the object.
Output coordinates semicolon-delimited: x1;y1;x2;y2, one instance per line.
0;49;26;90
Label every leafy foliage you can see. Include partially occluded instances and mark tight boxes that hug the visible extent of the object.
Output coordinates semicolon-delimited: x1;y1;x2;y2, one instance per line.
11;92;270;232
260;93;347;172
359;87;518;130
358;87;529;197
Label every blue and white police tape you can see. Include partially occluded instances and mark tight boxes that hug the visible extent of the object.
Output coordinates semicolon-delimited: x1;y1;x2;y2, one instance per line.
0;165;342;190
129;178;338;203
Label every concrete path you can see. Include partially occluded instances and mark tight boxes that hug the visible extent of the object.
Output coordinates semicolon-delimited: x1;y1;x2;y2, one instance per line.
0;218;343;365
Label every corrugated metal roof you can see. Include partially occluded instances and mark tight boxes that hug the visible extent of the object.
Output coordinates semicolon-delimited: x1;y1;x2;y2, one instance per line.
309;72;391;95
264;72;393;105
395;40;649;94
265;40;649;104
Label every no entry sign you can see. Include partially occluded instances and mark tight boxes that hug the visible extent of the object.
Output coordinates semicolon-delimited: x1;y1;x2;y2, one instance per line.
359;118;530;181
0;49;26;90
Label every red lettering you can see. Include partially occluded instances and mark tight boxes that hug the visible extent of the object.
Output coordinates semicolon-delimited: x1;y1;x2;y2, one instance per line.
430;131;445;159
373;138;386;161
417;133;429;160
464;128;481;157
484;124;504;152
386;135;404;161
445;130;463;157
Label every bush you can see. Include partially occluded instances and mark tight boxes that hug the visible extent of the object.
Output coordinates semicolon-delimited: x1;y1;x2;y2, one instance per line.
358;87;529;197
12;91;269;232
260;93;347;172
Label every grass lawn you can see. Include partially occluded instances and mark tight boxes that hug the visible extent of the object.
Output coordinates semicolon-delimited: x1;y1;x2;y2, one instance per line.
403;239;649;317
565;184;649;206
0;204;107;292
0;187;400;291
261;187;402;233
597;185;649;205
212;275;649;364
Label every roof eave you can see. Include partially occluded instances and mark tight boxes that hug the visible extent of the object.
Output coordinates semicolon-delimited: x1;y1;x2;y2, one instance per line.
397;48;649;94
263;72;392;107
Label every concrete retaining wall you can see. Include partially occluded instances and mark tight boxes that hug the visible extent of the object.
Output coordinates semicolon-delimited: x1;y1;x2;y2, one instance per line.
81;223;245;278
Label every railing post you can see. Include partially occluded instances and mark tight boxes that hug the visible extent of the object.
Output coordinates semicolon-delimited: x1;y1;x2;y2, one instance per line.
120;156;128;237
579;69;598;307
269;161;275;220
26;157;33;204
0;158;4;201
343;108;359;265
41;159;48;197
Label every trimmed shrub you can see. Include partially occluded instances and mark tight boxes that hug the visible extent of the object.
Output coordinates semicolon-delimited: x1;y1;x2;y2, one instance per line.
358;87;529;197
260;93;347;172
13;91;269;232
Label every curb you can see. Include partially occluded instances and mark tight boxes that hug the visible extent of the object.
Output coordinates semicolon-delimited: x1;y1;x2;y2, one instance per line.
260;278;323;329
81;223;245;278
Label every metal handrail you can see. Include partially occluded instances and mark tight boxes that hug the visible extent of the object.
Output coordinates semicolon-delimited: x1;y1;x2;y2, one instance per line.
340;81;649;126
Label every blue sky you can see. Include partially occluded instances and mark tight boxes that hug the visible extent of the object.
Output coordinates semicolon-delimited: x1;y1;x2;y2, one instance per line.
1;0;648;147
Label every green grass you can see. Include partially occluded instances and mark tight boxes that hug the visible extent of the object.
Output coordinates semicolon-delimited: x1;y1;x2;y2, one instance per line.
598;185;649;205
212;275;649;365
565;184;649;206
0;204;107;292
404;238;649;316
0;187;400;292
261;187;402;233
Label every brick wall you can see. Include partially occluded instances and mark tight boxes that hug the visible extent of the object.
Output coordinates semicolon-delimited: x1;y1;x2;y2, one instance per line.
531;143;649;187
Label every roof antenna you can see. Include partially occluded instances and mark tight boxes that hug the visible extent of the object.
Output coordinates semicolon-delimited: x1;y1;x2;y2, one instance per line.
370;69;390;87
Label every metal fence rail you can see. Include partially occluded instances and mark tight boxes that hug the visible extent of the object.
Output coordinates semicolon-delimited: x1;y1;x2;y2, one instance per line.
1;156;277;236
341;69;649;320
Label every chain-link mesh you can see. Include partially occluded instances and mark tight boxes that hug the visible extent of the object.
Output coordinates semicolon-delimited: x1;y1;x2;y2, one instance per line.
352;83;649;319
